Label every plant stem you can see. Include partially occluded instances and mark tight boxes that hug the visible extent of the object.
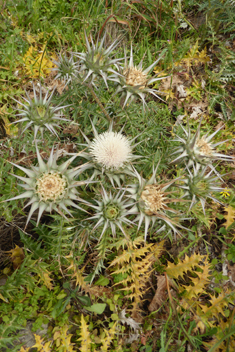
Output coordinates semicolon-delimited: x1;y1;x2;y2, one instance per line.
86;84;112;123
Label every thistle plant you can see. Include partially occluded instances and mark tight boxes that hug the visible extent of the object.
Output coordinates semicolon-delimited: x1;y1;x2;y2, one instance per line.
180;164;224;214
79;121;140;185
52;52;79;85
74;31;123;89
5;146;89;226
171;120;233;170
127;165;187;239
110;45;167;108
88;186;136;239
13;84;70;139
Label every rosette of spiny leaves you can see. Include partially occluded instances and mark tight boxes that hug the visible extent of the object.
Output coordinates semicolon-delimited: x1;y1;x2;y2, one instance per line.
180;164;224;214
5;145;91;227
74;31;123;89
87;186;137;239
171;119;233;172
52;52;79;85
12;84;70;139
79;121;140;186
127;164;188;239
110;44;167;108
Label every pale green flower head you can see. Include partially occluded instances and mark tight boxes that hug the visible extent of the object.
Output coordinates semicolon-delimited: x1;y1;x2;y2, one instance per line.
74;31;123;89
12;83;70;139
180;164;224;214
87;186;137;240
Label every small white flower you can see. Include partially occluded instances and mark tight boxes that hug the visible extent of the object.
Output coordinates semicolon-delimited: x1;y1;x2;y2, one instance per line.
89;131;132;169
79;121;140;185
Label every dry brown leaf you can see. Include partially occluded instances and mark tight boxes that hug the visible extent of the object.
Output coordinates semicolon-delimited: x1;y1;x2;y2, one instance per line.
148;275;167;312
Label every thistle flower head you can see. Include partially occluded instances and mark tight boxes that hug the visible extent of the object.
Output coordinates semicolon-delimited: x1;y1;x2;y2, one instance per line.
127;164;187;240
13;84;70;139
110;44;167;108
74;31;123;88
88;186;137;239
171;119;234;170
6;145;90;227
79;121;140;186
52;52;79;85
180;164;224;214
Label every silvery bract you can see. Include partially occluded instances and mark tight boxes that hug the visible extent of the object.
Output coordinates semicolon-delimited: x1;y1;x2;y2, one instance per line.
12;84;70;139
74;31;123;88
6;146;90;226
171;119;233;170
52;52;79;85
180;164;224;214
127;165;188;239
88;186;137;239
110;44;167;108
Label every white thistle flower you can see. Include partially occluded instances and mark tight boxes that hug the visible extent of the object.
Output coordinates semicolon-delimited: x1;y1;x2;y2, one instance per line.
12;84;70;139
180;164;224;214
79;121;140;185
110;44;168;108
127;164;188;240
88;186;137;239
5;145;90;227
74;31;123;89
171;119;234;171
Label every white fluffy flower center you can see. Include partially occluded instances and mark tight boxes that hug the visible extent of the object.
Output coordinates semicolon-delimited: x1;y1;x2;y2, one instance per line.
89;131;132;169
36;172;67;201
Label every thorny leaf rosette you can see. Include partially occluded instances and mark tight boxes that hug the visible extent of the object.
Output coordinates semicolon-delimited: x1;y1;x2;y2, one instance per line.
52;52;79;85
127;165;188;239
180;164;224;214
12;84;70;139
87;186;137;239
74;31;123;88
110;44;167;108
79;122;140;186
5;146;90;227
171;119;234;172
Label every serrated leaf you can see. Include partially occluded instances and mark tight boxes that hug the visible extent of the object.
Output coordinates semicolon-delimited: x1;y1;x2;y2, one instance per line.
166;254;205;279
224;206;235;229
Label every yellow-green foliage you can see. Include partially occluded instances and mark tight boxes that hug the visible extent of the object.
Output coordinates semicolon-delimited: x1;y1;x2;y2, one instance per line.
78;314;118;352
110;237;164;311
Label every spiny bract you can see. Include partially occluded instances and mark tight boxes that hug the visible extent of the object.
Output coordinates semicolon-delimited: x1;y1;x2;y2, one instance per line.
87;186;137;239
110;44;167;108
74;31;123;89
171;119;233;171
6;145;90;226
127;164;188;239
12;84;70;139
180;164;224;214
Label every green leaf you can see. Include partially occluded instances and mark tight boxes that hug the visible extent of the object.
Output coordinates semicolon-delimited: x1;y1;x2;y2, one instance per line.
77;295;91;306
94;275;110;286
84;303;106;314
